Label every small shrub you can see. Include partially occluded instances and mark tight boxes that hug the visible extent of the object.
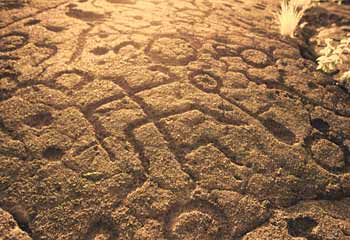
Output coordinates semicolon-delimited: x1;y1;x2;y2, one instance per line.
316;36;350;80
341;70;350;80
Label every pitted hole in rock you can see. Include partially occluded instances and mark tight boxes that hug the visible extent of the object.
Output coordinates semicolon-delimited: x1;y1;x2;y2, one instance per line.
287;217;319;239
66;7;105;22
262;118;296;145
0;89;12;101
24;19;41;26
44;25;66;32
0;32;29;52
97;60;106;65
42;146;64;160
24;112;54;128
311;118;330;132
90;47;110;56
98;32;110;39
67;3;78;8
134;15;143;20
307;81;318;89
86;217;118;240
150;20;162;26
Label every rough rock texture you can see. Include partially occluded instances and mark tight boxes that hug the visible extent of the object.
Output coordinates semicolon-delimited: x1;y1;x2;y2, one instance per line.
0;208;32;240
243;198;350;240
0;0;350;239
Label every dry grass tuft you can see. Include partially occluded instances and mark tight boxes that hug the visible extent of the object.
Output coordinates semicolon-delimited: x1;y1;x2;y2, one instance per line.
276;0;311;38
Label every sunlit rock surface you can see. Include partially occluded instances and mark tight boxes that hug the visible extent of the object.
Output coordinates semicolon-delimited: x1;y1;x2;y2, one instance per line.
0;0;350;239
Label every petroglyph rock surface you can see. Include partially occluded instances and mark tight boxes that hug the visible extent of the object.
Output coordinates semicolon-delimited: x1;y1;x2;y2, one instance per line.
0;0;349;239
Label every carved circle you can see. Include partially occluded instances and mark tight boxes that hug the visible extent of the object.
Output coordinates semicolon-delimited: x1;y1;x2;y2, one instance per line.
166;201;228;240
262;118;296;145
240;49;270;68
171;210;221;239
90;47;110;56
189;70;221;93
